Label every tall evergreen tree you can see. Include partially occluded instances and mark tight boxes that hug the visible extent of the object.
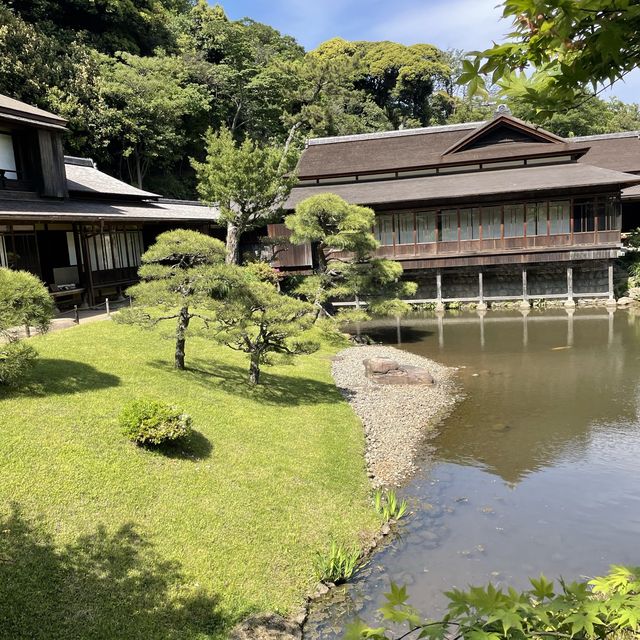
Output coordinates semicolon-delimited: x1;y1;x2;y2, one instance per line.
193;127;297;264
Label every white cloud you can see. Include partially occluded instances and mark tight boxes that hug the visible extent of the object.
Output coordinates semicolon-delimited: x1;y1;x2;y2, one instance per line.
368;0;508;52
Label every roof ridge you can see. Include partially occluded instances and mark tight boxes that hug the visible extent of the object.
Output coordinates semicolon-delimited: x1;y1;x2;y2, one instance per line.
64;156;96;168
307;121;486;146
158;198;207;206
570;130;640;142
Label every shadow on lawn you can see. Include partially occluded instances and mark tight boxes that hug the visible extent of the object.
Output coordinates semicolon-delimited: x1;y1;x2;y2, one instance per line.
149;359;341;406
1;358;120;398
144;429;213;461
0;505;235;640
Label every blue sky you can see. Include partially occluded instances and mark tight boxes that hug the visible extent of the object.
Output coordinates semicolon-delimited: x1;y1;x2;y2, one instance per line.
222;0;640;103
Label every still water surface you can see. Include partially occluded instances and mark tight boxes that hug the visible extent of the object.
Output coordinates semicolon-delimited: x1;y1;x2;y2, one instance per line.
305;309;640;637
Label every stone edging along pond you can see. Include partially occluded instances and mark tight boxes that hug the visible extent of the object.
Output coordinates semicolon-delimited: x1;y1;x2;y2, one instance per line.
331;344;460;488
230;345;461;640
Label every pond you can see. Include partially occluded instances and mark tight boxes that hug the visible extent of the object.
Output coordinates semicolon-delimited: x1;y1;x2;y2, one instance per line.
304;308;640;638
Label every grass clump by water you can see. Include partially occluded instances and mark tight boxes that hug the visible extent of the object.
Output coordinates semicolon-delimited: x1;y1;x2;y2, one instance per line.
374;489;408;522
0;320;377;639
314;541;364;584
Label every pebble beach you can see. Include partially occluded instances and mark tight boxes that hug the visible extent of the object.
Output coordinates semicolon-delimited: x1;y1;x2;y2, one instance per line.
331;345;460;487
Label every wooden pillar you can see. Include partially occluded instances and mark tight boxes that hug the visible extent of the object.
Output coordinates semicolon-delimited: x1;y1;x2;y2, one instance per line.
81;230;95;307
436;269;442;302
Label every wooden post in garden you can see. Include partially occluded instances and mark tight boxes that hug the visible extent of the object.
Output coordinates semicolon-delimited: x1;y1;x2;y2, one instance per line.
74;305;79;324
106;297;110;318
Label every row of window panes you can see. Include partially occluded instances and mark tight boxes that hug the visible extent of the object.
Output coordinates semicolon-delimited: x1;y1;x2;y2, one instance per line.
373;198;620;245
87;230;143;272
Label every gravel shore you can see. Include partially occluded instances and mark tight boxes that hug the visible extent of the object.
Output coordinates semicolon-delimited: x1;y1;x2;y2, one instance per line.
331;345;460;487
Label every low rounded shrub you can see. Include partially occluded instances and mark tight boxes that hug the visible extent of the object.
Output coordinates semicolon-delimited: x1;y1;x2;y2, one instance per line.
119;399;192;446
0;341;37;387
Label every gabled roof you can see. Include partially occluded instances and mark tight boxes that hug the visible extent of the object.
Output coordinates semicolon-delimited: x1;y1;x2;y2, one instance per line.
64;156;160;200
296;117;587;180
0;94;67;131
442;114;565;155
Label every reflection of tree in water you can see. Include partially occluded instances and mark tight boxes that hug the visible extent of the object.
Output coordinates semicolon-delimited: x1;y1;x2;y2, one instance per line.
0;506;228;639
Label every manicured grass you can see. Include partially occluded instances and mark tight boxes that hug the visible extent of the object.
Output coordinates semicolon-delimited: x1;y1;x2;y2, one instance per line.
0;320;377;639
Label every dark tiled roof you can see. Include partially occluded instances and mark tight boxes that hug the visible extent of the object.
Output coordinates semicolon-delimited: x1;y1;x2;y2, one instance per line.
296;116;588;179
576;133;640;173
0;94;67;131
286;163;640;209
0;197;220;222
297;125;476;178
64;158;160;199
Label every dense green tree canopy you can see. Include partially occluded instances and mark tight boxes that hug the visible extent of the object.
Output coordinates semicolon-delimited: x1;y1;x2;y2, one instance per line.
98;51;210;189
2;1;640;198
7;0;184;55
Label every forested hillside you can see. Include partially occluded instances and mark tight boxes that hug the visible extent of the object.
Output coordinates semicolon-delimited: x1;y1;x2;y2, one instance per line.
2;0;639;198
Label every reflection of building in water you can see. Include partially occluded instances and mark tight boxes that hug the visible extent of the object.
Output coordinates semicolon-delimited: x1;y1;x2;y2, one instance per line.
365;311;639;485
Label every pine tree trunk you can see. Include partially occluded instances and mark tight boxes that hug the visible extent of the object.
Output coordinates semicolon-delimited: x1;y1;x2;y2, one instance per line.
225;222;241;265
249;352;261;385
175;306;190;370
315;242;328;274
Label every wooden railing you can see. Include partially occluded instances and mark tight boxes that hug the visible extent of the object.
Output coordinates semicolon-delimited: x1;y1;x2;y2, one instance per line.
374;230;620;260
268;222;621;269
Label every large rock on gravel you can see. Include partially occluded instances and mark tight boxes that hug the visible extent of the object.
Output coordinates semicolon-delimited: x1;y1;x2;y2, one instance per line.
363;357;400;374
230;614;301;640
364;358;435;385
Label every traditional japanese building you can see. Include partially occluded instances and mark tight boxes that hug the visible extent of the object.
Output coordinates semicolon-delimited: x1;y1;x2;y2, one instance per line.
272;109;640;306
0;94;221;306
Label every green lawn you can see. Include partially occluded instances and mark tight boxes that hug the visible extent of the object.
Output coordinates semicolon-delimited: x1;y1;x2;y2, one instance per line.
0;320;377;639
